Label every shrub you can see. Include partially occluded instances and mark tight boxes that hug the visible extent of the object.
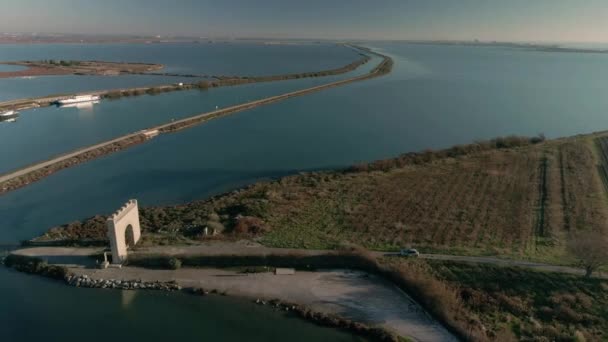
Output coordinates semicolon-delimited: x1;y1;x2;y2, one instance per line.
44;265;70;279
206;221;225;234
103;91;123;99
167;257;182;270
207;212;220;222
145;87;161;95
4;254;69;280
537;306;555;321
556;306;583;323
196;81;210;90
232;216;268;235
348;134;546;173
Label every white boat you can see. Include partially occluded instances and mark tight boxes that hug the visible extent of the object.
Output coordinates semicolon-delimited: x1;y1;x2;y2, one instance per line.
0;110;19;122
57;95;100;105
0;110;19;119
60;101;99;109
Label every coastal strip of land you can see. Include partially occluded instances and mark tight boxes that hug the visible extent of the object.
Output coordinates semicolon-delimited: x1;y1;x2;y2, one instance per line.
392;40;608;54
12;242;603;340
0;50;393;195
10;130;608;341
6;245;456;341
0;60;163;78
0;45;371;112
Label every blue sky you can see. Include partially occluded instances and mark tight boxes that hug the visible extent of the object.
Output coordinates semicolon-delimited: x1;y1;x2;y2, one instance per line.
2;0;608;42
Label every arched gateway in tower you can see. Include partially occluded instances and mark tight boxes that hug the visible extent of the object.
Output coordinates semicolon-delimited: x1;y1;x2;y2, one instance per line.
107;199;141;264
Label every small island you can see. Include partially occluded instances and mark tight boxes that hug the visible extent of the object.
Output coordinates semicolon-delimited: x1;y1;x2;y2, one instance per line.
0;59;163;78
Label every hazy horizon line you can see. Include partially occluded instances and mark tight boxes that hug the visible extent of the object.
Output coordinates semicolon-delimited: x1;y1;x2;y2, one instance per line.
2;32;608;45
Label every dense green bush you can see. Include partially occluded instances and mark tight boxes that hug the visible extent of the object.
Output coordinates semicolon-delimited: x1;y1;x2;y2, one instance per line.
349;134;546;172
4;254;69;280
167;257;182;270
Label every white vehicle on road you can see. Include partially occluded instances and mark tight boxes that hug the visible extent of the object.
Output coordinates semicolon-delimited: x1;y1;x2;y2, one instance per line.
399;248;420;257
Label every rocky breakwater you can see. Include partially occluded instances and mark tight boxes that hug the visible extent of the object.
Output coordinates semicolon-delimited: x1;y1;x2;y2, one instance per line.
66;274;181;291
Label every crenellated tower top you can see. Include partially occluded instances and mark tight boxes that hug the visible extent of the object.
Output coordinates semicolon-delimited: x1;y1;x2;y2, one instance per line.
107;199;138;223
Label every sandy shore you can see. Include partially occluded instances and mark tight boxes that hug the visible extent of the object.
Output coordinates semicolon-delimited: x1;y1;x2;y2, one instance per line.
11;244;456;340
69;266;456;341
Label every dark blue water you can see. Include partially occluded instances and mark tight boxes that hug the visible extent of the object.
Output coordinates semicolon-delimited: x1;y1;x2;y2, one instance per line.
0;267;360;342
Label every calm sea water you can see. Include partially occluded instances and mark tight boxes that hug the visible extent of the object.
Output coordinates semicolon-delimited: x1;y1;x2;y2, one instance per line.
3;42;608;341
0;42;360;75
0;42;360;102
0;54;382;174
0;267;361;342
0;64;25;72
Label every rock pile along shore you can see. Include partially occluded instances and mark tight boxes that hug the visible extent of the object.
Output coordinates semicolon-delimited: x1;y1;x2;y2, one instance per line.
65;274;181;291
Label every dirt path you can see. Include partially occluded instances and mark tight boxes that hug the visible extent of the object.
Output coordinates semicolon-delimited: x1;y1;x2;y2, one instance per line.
136;244;601;277
13;243;599;277
418;254;602;277
12;246;102;266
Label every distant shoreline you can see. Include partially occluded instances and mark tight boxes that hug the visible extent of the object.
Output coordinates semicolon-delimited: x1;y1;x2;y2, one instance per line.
369;40;608;54
2;36;607;54
0;37;348;45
